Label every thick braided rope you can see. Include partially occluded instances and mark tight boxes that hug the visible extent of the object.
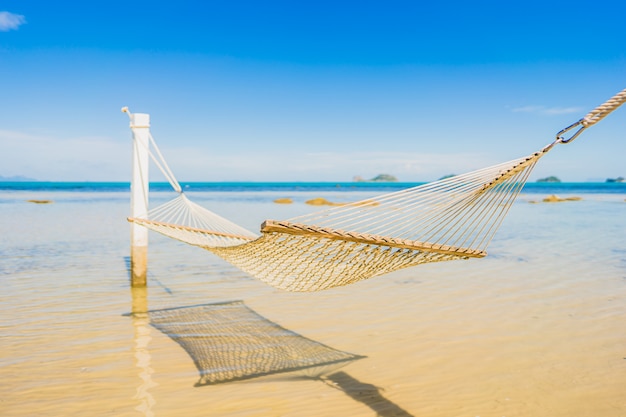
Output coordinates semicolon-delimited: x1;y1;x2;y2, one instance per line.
582;88;626;127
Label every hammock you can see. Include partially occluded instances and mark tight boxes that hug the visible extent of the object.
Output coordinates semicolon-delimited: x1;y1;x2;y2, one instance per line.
124;88;626;291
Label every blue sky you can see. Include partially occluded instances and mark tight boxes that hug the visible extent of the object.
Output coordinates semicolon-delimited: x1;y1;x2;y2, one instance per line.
1;1;625;182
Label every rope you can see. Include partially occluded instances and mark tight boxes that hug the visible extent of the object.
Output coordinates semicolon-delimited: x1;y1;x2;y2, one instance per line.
123;107;183;193
146;133;183;193
582;87;626;127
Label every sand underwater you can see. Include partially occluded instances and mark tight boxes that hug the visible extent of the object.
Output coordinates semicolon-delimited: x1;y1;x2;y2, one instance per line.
1;186;625;416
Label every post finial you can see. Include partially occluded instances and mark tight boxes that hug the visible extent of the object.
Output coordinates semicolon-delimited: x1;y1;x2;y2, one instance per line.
121;106;132;120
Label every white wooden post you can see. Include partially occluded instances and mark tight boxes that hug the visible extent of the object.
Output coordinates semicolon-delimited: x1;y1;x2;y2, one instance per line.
125;108;150;287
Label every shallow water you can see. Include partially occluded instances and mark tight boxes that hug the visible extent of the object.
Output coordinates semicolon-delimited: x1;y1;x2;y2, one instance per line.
1;188;625;416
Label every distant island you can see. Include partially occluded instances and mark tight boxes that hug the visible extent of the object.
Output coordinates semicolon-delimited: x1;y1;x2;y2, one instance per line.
353;174;398;182
438;174;456;180
606;177;624;183
536;176;561;183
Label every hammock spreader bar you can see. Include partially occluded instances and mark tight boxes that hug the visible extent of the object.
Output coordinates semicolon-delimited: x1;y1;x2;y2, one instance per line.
260;220;487;258
128;217;257;241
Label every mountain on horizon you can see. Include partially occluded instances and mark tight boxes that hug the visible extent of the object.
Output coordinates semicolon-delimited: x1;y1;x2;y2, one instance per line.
0;175;36;181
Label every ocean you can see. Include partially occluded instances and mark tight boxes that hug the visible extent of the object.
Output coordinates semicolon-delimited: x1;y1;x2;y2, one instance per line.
1;181;625;416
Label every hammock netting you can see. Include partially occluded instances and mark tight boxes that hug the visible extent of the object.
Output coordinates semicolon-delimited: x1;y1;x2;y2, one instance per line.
125;87;626;292
145;301;364;385
130;149;543;291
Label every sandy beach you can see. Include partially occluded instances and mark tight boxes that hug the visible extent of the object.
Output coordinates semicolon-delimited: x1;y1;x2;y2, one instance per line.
3;2;626;415
1;186;625;416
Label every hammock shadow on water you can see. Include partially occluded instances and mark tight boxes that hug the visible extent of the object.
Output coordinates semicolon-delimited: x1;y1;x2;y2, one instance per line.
134;300;414;416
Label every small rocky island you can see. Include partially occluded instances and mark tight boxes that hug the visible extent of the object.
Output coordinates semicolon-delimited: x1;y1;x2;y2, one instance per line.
537;176;561;183
438;174;456;180
0;175;36;181
606;177;624;183
353;174;398;182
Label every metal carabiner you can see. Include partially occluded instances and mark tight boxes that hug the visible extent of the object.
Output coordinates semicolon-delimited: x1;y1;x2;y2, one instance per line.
555;119;586;144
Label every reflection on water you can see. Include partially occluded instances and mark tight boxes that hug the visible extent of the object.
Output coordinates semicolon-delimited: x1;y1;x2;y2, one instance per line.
131;287;156;417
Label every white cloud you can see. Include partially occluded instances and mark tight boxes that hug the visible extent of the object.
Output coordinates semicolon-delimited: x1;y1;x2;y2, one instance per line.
0;11;26;32
510;105;582;115
0;129;129;181
543;107;582;115
157;146;494;182
511;105;544;113
2;126;619;183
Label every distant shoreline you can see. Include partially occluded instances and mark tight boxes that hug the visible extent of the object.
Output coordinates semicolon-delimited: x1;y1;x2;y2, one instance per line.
1;181;625;195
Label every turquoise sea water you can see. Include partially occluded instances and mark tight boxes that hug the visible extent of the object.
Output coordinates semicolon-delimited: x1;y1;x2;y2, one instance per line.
1;181;625;416
2;181;626;194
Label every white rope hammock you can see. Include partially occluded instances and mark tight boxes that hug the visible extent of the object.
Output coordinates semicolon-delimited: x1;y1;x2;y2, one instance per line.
125;88;626;291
